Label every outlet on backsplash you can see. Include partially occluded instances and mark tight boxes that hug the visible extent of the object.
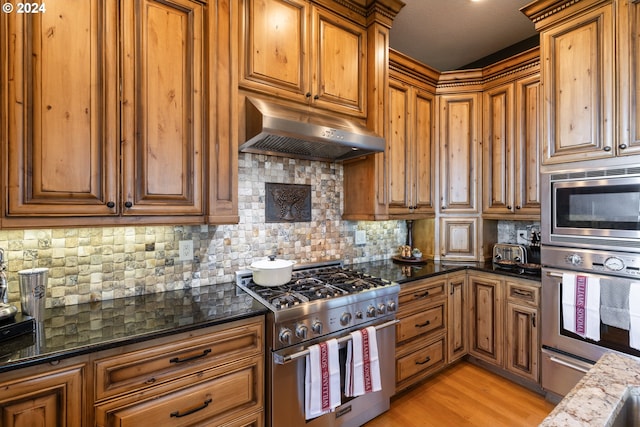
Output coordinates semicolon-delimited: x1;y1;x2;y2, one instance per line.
517;229;528;245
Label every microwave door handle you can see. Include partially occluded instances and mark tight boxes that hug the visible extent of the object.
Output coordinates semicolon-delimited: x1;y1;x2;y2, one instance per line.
546;272;563;278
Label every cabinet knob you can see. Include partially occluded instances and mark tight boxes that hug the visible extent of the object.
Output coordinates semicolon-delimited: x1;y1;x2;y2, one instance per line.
619;144;628;150
603;146;612;152
515;205;521;210
507;205;512;210
441;206;446;210
313;94;319;100
106;201;115;208
124;201;133;208
305;92;312;98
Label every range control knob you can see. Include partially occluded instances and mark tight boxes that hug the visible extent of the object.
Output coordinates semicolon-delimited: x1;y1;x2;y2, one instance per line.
311;321;323;335
387;301;397;312
377;303;386;315
279;328;293;345
295;324;309;339
567;253;583;266
355;311;363;319
366;305;377;318
340;312;352;326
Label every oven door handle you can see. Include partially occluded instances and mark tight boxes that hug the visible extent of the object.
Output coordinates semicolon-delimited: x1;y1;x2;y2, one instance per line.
273;319;399;365
546;272;563;278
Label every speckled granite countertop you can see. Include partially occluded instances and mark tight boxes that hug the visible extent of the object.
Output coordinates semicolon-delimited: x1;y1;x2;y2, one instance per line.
540;352;640;426
0;285;267;373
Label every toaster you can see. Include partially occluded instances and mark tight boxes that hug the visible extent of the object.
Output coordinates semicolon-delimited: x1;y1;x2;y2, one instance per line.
492;243;527;266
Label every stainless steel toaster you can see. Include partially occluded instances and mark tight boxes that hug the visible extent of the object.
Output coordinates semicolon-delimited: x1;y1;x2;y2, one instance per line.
492;243;527;265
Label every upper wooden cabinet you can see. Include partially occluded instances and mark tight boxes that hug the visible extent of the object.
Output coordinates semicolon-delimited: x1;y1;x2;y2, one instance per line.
1;0;237;226
386;54;437;217
522;0;640;164
239;0;367;117
482;51;541;219
343;49;438;220
437;90;482;214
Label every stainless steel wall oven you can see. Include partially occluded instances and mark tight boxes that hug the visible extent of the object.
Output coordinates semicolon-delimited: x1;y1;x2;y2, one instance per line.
541;166;640;398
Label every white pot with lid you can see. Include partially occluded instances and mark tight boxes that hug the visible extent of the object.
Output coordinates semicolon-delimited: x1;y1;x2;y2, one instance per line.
249;255;296;287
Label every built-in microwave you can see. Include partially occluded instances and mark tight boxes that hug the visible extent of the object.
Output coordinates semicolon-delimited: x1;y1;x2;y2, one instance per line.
541;166;640;253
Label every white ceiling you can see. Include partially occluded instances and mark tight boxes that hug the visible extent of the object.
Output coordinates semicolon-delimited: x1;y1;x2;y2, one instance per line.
389;0;538;71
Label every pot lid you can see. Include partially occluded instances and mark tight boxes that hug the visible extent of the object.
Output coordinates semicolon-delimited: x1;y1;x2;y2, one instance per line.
250;256;295;269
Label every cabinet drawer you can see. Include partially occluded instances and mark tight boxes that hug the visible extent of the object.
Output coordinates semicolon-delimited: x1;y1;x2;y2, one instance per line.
398;279;446;311
396;337;445;383
94;320;263;401
506;281;539;307
397;303;445;343
96;356;262;427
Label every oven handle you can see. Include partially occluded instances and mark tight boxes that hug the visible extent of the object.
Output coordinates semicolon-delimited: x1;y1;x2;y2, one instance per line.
548;356;591;374
546;272;563;278
273;319;399;365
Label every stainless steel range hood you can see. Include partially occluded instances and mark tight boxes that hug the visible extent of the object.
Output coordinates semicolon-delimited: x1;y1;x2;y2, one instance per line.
240;97;385;162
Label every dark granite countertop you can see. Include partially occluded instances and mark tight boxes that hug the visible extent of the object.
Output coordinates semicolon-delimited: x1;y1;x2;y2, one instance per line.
0;258;538;374
0;285;267;373
349;259;541;285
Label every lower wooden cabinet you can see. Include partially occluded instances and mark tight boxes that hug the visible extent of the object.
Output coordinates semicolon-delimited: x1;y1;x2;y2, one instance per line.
394;270;540;393
0;360;86;427
0;316;264;427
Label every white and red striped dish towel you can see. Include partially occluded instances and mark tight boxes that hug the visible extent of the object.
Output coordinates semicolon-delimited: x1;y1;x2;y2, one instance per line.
562;273;600;341
305;338;341;420
345;326;382;397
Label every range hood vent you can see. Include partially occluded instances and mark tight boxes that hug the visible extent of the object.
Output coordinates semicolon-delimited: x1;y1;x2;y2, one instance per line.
240;97;385;162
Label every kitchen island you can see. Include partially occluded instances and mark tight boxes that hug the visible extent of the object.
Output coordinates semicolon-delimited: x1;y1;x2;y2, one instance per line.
540;352;640;426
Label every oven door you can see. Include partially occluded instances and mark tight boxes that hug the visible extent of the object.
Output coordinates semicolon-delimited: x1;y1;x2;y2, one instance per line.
269;318;396;427
541;267;640;396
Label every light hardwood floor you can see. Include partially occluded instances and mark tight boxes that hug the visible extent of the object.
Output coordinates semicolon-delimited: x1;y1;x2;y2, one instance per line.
364;362;556;427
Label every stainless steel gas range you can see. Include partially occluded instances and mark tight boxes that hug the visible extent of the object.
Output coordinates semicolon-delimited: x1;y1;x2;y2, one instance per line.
236;261;399;427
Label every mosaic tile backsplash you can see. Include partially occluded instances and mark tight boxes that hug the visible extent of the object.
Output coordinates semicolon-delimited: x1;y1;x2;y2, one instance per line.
0;154;407;308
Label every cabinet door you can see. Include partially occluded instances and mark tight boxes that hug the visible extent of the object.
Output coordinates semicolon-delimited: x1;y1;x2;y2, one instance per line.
618;0;640;156
387;78;411;212
0;365;85;427
505;302;539;382
540;3;614;164
121;0;204;216
3;0;119;217
310;6;366;117
238;0;309;102
483;83;515;215
438;93;480;213
440;217;477;261
469;274;503;366
447;273;467;363
413;88;436;213
514;74;541;215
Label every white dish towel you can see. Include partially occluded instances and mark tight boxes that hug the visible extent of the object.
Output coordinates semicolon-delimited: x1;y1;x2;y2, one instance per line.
305;338;341;420
562;273;601;341
629;282;640;350
345;326;382;397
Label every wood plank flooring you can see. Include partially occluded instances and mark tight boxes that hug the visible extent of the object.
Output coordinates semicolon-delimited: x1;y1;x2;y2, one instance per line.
364;362;556;427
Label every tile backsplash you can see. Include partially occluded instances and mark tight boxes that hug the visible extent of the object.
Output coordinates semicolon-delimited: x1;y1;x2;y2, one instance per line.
0;154;406;308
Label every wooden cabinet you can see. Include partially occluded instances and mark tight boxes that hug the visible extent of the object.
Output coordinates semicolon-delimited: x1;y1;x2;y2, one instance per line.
385;56;437;217
239;0;367;117
505;279;540;383
343;48;438;220
523;0;616;164
0;358;87;427
482;51;541;219
468;272;503;366
395;276;447;393
94;317;264;427
468;271;540;384
618;0;640;156
1;0;237;226
447;272;467;364
439;217;478;261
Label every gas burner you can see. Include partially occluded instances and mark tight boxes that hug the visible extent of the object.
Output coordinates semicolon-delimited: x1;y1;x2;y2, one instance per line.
271;293;304;309
293;277;325;287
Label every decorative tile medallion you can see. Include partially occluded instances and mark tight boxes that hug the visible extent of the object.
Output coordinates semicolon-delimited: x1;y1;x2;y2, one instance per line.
265;183;311;222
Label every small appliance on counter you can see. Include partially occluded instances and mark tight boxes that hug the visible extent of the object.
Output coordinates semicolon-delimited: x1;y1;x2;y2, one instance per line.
0;248;17;322
492;243;540;274
0;248;35;343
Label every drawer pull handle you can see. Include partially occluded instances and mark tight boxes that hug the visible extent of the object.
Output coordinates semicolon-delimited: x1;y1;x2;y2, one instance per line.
145;377;156;384
169;348;212;364
416;356;431;365
512;289;532;298
415;320;431;328
413;291;430;299
170;398;212;418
